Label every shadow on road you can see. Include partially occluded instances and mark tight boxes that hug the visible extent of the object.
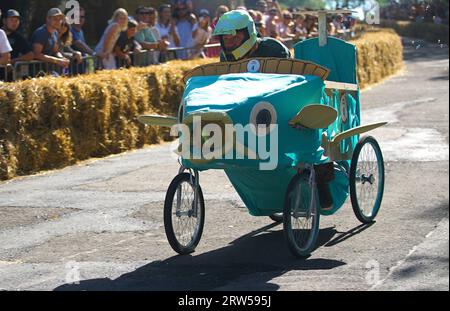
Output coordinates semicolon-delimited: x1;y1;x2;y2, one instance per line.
324;223;375;248
402;39;449;62
54;224;345;291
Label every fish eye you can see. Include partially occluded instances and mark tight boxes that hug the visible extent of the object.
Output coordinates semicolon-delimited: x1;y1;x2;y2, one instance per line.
256;109;272;128
250;102;277;137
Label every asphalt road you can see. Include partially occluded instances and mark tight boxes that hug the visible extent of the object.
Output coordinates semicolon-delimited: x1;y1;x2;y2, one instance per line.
0;39;448;291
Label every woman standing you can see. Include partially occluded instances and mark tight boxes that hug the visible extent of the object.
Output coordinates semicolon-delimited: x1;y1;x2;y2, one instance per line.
192;9;212;58
95;8;128;70
156;4;180;48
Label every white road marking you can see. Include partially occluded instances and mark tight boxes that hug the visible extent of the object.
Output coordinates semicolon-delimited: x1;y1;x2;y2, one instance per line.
369;218;449;291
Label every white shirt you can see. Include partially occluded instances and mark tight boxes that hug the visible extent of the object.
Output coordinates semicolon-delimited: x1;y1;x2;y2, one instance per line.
193;26;212;46
0;29;12;54
156;22;178;48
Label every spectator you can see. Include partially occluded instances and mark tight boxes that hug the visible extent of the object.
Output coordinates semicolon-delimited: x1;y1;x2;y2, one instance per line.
173;0;197;59
192;9;212;58
333;14;344;32
304;14;318;38
249;10;266;37
114;20;142;68
265;7;279;38
293;13;307;41
256;0;269;23
212;5;229;30
31;8;70;69
207;5;229;58
2;9;33;64
327;16;336;36
58;18;83;65
70;7;94;55
95;8;128;70
156;4;180;48
0;9;12;66
135;6;168;60
277;10;295;39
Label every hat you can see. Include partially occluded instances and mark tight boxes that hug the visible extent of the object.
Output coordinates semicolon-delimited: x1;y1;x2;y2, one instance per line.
6;9;20;18
256;0;267;7
47;8;65;17
199;9;210;17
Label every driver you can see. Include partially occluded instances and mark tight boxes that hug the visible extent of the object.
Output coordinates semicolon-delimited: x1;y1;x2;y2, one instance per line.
212;9;290;62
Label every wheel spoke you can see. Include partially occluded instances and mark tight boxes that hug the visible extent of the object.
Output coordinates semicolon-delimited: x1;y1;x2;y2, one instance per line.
287;174;318;253
172;179;201;248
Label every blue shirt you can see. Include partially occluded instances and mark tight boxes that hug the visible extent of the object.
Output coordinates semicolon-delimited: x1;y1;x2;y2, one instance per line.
71;27;86;44
176;19;196;59
176;19;195;48
31;25;58;56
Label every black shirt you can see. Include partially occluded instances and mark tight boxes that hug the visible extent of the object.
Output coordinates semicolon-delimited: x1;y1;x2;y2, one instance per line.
115;32;141;53
221;37;291;62
6;30;32;59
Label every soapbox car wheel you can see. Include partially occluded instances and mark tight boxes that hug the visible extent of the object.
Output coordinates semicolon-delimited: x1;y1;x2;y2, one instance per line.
350;136;385;224
283;171;320;258
269;213;284;223
164;173;205;255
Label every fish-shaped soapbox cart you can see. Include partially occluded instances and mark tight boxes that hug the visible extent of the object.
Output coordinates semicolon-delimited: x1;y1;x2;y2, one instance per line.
139;36;387;257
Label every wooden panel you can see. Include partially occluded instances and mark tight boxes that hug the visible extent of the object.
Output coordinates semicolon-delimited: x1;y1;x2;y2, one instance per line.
278;60;293;74
239;61;248;73
203;66;217;76
291;61;306;75
229;63;241;73
303;63;317;75
314;67;330;80
324;81;359;91
215;64;230;75
264;59;279;72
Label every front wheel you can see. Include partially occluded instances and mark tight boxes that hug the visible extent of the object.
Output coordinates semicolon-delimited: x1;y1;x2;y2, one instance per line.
350;136;385;224
164;173;205;255
269;213;283;223
283;171;320;258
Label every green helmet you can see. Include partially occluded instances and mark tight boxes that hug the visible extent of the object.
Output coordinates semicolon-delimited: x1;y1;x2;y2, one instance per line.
212;10;258;61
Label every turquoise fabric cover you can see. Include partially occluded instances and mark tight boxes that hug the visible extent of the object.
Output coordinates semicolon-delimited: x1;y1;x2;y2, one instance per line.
294;36;357;84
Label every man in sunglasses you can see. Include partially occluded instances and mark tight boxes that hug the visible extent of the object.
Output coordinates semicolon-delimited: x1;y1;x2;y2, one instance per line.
71;7;94;55
213;9;290;62
134;6;168;52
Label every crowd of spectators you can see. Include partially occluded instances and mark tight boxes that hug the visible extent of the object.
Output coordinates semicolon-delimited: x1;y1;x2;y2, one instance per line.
381;0;449;24
1;0;358;79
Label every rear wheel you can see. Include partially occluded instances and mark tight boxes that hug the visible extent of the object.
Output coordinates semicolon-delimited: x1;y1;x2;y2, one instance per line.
164;173;205;255
350;136;385;224
283;171;320;258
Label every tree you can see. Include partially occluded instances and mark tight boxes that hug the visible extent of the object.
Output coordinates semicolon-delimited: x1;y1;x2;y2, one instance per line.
278;0;326;10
